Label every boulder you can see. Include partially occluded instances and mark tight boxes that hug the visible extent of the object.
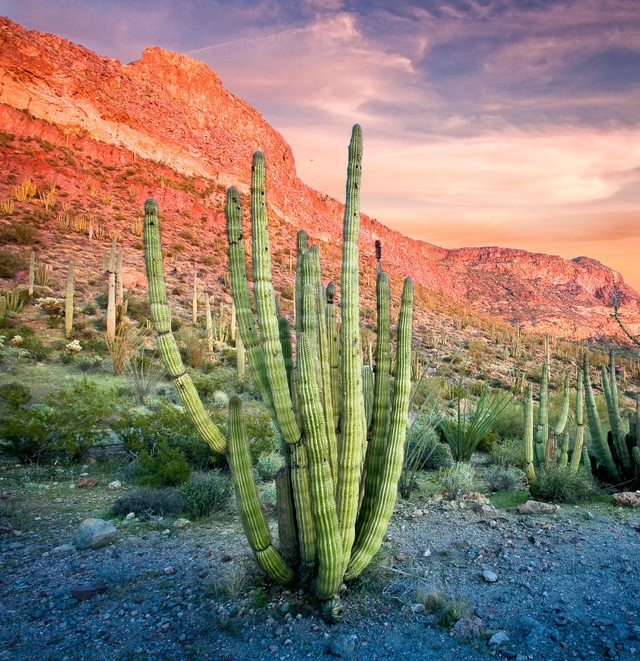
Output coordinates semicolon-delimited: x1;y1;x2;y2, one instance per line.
72;518;116;549
517;501;558;515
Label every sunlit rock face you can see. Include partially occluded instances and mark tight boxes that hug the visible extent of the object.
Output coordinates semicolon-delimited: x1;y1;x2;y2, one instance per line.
0;15;638;341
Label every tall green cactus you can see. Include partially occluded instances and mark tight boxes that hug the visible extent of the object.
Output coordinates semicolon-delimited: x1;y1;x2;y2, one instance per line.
144;126;414;621
65;261;74;338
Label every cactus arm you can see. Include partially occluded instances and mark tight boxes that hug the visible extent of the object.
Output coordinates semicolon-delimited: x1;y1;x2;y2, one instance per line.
632;446;640;469
309;246;339;483
279;316;294;399
226;187;279;426
524;383;536;483
602;362;631;470
336;124;366;568
289;440;317;581
362;365;374;431
297;333;342;601
143;199;226;454
569;370;585;472
553;375;570;436
250;152;301;446
295;230;308;337
345;277;413;580
275;466;300;569
326;282;340;431
227;397;295;584
558;431;569;467
583;354;620;481
534;362;549;466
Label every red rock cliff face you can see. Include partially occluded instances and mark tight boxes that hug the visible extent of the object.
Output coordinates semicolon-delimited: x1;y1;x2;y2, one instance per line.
0;15;638;340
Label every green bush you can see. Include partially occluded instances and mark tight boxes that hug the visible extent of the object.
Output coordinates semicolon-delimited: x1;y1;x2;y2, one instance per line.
179;470;233;518
137;440;193;487
490;437;526;468
0;382;32;409
13;325;51;361
0;377;114;461
492;398;525;441
110;487;185;518
483;465;525;492
114;401;222;470
0;250;26;279
255;452;284;481
437;463;476;498
532;466;599;503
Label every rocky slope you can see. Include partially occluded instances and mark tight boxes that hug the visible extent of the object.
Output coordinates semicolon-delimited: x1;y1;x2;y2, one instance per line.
0;15;638;341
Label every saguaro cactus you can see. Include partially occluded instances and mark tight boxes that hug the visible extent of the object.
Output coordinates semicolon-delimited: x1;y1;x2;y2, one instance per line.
144;126;414;621
65;261;74;338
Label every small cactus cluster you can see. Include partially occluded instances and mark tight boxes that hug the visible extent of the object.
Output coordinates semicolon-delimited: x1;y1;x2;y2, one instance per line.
143;126;414;620
525;349;640;486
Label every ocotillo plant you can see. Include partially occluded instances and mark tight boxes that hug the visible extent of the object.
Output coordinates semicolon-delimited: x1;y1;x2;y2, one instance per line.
143;125;414;621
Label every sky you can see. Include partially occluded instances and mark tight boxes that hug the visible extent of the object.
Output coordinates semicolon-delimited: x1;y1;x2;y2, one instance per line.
3;0;640;288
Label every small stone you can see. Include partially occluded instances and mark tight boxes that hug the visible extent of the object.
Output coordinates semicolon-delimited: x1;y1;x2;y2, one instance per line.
125;512;136;520
221;554;232;562
411;603;426;614
164;566;176;575
328;634;357;657
76;477;98;488
411;509;424;517
584;510;594;520
71;583;108;601
108;480;121;490
488;630;509;646
79;472;89;477
52;543;75;553
174;518;191;529
450;617;484;640
162;529;171;535
198;570;208;579
72;518;116;549
489;520;498;528
86;457;96;464
517;501;558;515
483;570;498;583
423;548;431;557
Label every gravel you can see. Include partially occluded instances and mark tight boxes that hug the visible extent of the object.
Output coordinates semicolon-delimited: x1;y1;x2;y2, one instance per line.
0;494;639;661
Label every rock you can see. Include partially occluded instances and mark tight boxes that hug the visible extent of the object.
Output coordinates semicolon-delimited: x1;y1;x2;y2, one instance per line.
394;553;405;562
474;502;496;516
108;480;121;489
517;501;558;515
488;630;510;646
411;603;426;614
71;583;108;601
72;518;116;549
125;512;136;520
411;509;423;517
584;510;594;520
174;518;191;529
221;554;232;562
76;477;99;488
423;548;431;557
328;634;357;657
450;617;484;640
52;543;75;553
483;570;498;583
164;566;176;575
612;492;640;507
515;616;560;645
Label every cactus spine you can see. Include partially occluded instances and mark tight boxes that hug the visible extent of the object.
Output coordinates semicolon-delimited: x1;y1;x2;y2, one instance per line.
144;126;414;621
65;261;74;338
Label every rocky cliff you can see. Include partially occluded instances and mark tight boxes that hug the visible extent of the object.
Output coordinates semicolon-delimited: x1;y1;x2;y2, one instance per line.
0;15;638;341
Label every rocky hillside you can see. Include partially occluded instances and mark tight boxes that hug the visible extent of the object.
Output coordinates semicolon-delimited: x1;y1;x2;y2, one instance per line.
0;15;638;341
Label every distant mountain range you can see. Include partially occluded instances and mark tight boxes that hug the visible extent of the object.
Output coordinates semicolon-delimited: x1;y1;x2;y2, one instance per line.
1;15;638;341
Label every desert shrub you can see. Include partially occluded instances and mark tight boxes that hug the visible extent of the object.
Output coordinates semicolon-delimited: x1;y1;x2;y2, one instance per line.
437;462;476;498
490;437;526;468
255;452;284;481
114;401;222;470
13;325;51;361
414;588;471;627
179;470;233;518
0;377;114;461
492;398;525;441
125;294;151;322
110;487;185;518
483;465;525;492
532;465;599;503
0;250;26;278
137;440;193;487
0;219;39;245
177;327;208;369
0;382;32;409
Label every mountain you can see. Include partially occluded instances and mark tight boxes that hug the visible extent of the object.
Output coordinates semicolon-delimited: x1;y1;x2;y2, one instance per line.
0;15;639;342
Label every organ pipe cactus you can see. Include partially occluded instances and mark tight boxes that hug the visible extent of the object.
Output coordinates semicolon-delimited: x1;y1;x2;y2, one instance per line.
144;125;414;621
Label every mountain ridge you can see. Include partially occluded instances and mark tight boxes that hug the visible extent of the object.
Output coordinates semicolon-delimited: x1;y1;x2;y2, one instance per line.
0;15;638;341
